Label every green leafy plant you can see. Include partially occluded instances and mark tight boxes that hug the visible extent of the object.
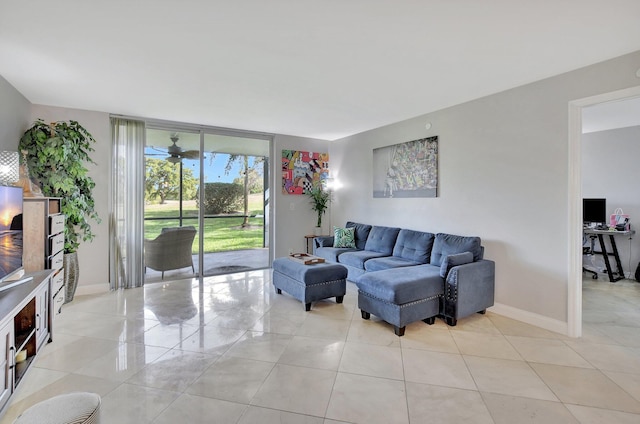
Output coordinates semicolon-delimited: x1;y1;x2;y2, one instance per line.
307;185;331;228
19;119;101;253
196;182;243;214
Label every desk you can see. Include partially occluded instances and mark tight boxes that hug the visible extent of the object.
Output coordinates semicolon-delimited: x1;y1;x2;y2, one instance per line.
583;229;635;282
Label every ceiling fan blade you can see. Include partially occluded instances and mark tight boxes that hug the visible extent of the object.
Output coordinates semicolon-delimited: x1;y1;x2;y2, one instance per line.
180;150;200;159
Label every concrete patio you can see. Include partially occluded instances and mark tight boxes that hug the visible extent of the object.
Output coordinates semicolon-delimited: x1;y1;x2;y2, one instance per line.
144;248;270;284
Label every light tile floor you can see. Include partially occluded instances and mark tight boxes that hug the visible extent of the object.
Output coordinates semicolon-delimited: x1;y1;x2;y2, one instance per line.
2;272;640;423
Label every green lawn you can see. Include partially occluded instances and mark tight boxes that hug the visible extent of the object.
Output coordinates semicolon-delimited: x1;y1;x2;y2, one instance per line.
144;196;265;253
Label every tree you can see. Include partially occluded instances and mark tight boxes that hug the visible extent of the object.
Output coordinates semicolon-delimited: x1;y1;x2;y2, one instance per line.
196;182;243;214
224;155;264;227
232;165;263;194
145;157;197;204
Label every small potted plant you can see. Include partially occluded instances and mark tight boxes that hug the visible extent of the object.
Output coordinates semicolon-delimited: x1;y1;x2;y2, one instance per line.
307;184;331;235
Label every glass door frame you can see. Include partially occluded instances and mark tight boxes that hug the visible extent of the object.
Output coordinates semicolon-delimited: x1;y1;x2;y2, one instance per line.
145;119;274;278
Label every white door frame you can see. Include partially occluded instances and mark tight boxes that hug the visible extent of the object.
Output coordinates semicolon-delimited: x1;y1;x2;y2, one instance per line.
567;85;640;338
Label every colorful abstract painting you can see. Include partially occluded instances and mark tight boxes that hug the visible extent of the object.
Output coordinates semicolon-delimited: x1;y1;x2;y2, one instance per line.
372;136;438;198
282;150;329;195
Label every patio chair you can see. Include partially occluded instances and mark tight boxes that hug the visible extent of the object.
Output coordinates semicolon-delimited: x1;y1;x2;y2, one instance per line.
144;226;197;279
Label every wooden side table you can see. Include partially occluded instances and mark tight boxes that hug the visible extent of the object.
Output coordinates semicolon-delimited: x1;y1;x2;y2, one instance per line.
304;235;329;254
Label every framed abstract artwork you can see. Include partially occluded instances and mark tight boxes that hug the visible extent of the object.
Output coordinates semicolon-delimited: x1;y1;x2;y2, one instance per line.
282;150;329;195
372;136;438;198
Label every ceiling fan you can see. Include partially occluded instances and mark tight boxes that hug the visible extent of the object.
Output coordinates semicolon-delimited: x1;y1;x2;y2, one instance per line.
165;135;200;163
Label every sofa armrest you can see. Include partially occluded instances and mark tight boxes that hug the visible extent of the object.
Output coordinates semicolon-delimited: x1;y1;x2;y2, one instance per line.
444;259;495;319
440;251;474;278
314;236;334;249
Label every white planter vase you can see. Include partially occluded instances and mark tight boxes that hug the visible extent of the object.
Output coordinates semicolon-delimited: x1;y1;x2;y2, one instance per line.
314;226;322;236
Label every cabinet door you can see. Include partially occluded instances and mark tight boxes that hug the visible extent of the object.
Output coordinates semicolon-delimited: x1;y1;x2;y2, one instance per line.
0;321;13;412
35;283;50;349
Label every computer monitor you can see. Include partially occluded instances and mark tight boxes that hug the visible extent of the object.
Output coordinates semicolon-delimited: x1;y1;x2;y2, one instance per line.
583;198;607;225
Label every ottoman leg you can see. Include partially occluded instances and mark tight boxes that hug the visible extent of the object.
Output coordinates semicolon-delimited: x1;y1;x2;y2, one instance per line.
361;310;370;320
394;326;406;337
276;288;282;294
445;317;457;326
336;295;344;304
305;302;311;311
422;316;436;325
477;309;486;315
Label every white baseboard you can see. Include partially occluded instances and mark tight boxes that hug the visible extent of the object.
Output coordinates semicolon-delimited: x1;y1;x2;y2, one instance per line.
75;283;110;297
489;302;569;336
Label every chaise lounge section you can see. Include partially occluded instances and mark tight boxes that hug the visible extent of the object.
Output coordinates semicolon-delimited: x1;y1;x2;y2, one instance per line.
314;222;495;335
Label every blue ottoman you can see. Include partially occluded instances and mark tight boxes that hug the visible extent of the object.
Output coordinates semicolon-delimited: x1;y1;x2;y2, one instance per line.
356;264;444;336
273;257;347;311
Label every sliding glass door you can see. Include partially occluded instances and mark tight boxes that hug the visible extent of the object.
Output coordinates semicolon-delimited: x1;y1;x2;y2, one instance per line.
143;126;271;283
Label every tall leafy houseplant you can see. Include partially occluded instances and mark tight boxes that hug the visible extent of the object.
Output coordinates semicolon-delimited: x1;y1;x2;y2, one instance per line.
19;119;100;302
307;185;331;232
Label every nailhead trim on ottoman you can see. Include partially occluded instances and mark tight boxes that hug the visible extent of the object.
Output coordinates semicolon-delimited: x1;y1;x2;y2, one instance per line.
13;392;101;424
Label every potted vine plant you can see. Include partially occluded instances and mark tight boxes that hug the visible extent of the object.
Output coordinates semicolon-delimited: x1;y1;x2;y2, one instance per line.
19;119;100;303
307;184;331;235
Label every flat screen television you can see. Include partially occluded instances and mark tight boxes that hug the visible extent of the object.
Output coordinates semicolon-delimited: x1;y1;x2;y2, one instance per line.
0;185;25;286
583;198;607;225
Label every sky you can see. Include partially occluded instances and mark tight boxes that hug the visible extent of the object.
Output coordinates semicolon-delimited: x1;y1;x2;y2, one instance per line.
145;148;261;184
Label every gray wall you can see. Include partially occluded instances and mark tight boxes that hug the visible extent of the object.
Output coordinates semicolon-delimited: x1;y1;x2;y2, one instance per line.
329;50;640;326
29;105;111;293
0;74;30;150
273;135;331;257
582;126;640;277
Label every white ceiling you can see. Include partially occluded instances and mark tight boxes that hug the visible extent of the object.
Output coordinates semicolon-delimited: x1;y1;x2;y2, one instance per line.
1;1;640;140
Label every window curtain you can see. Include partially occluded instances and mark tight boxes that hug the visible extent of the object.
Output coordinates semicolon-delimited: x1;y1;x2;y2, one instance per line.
110;118;145;289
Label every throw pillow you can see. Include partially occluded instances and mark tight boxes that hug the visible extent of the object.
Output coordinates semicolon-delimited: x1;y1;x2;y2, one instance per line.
440;251;474;278
334;226;356;248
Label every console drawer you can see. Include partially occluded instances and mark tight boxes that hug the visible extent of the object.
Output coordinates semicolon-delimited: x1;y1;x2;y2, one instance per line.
48;233;65;256
48;250;64;271
52;269;65;295
53;289;65;315
49;214;65;235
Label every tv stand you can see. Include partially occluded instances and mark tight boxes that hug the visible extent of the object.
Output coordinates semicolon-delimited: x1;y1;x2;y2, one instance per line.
0;276;34;293
0;270;53;417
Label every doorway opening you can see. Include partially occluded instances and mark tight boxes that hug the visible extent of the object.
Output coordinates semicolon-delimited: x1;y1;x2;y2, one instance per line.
568;85;640;337
143;127;271;283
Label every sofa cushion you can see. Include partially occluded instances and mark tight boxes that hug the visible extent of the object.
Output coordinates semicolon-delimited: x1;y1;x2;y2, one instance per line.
364;256;422;272
356;265;444;304
346;221;372;250
364;226;401;255
392;229;435;263
315;247;357;263
430;233;482;267
334;226;356;248
338;250;389;269
439;251;474;278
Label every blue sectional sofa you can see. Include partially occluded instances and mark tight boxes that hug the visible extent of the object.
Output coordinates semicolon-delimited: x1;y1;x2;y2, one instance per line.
314;222;495;335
